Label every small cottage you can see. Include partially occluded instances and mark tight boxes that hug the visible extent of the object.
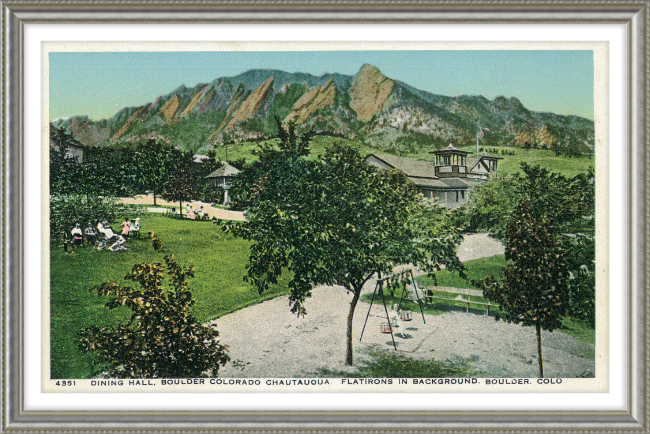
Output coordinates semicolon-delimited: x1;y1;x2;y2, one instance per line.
49;137;85;163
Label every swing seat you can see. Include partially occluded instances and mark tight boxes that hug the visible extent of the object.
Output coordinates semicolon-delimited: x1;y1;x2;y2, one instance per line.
380;322;392;333
399;311;413;321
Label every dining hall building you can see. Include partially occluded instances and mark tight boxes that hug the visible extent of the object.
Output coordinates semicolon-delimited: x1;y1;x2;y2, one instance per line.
366;144;502;208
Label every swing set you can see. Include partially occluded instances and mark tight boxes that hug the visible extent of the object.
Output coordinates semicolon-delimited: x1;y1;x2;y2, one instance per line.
359;269;427;350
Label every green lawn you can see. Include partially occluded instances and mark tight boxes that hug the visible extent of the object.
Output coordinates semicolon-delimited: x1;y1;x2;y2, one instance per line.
50;214;290;379
417;254;507;291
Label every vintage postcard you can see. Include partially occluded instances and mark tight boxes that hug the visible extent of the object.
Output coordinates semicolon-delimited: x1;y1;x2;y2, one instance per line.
42;41;608;393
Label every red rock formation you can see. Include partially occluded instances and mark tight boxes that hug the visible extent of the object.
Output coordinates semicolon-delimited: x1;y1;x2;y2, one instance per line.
159;94;180;123
349;64;395;122
284;78;336;125
110;106;146;141
218;77;274;133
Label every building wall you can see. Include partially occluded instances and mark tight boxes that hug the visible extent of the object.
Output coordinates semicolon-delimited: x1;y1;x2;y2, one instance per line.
421;188;469;208
66;145;84;163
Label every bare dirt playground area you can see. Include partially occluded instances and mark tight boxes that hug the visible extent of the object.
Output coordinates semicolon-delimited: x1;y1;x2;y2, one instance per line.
212;234;595;379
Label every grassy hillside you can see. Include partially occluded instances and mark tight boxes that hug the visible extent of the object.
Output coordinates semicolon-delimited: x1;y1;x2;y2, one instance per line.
457;145;594;177
210;136;594;178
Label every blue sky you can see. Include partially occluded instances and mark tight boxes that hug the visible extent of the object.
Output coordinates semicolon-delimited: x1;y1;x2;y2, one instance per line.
49;50;594;121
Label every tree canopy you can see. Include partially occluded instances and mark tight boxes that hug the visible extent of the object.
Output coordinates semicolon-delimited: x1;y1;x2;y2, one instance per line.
477;198;569;377
469;162;596;326
134;139;187;205
163;165;201;214
225;124;464;365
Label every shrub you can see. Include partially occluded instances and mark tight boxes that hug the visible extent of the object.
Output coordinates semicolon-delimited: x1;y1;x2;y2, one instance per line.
79;254;230;378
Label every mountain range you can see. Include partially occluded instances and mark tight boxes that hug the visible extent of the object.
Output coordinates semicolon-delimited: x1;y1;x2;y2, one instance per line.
52;64;595;154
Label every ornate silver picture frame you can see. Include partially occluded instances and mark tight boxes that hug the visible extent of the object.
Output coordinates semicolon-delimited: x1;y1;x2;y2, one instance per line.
2;1;648;431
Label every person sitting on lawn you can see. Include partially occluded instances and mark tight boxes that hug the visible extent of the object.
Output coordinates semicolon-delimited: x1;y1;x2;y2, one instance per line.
187;207;196;220
84;222;97;246
121;218;130;237
71;223;84;248
96;220;106;250
198;206;205;220
97;220;117;250
108;234;128;251
131;217;141;238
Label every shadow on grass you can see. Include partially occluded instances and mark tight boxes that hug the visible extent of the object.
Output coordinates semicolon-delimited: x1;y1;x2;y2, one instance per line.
315;348;482;378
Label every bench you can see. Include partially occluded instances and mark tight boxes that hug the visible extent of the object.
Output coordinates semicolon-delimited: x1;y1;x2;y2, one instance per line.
423;286;493;316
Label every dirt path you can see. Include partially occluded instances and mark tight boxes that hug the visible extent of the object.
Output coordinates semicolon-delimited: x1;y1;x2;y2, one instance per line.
118;194;245;221
213;234;594;379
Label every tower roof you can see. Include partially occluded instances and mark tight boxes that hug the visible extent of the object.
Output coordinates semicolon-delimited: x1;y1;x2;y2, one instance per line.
432;144;469;155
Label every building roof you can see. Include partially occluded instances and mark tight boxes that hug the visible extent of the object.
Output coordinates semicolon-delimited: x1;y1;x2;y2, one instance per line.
410;177;473;189
368;153;437;179
467;152;503;172
432;144;469;155
205;162;240;178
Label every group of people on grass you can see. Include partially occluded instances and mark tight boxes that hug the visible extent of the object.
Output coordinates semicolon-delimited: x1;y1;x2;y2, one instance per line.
67;217;141;253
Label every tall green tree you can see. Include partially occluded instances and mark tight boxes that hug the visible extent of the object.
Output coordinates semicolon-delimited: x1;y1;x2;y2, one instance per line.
80;144;138;198
225;125;464;365
49;126;84;196
470;163;596;328
163;165;200;215
134;139;184;205
470;163;594;240
478;198;569;377
79;254;230;378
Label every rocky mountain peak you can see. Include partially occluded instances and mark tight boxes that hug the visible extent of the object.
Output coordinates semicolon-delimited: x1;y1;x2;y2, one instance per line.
350;64;395;122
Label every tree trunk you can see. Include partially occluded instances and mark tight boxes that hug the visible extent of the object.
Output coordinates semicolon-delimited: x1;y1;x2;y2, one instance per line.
536;320;544;378
346;288;362;366
153;190;157;206
179;200;183;216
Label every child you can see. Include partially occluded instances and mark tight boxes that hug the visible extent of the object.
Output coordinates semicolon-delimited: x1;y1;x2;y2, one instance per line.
121;218;130;237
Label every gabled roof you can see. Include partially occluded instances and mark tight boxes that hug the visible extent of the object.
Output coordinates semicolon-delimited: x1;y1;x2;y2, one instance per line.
205;162;240;178
468;152;503;172
368;153;436;179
